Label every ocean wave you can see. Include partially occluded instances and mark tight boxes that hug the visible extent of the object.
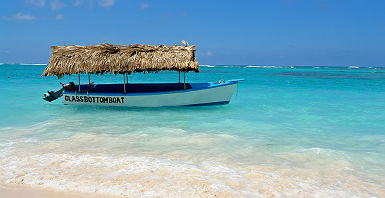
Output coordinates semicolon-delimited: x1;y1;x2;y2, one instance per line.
180;65;383;70
246;65;277;68
348;66;360;69
0;63;47;66
0;122;384;197
19;63;47;65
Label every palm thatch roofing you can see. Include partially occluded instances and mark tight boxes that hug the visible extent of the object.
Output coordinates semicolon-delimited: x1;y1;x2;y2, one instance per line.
42;43;199;77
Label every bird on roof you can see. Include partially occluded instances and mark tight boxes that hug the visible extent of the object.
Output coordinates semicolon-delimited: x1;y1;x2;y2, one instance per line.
181;40;188;46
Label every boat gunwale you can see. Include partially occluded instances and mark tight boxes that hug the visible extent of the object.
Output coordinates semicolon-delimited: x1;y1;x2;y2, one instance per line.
63;81;239;96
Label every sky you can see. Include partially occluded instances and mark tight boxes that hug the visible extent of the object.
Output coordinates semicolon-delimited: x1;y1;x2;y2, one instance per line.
0;0;385;66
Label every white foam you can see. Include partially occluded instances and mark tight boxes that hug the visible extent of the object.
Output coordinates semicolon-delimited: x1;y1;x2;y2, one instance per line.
349;66;360;69
246;65;277;68
200;65;215;67
1;150;380;197
0;63;47;66
0;123;384;197
19;63;47;65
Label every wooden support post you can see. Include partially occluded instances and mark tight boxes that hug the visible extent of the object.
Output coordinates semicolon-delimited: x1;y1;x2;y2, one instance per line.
123;73;126;94
78;73;81;92
88;73;91;87
183;72;186;89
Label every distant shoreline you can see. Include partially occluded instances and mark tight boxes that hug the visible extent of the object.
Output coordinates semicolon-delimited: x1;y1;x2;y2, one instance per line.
1;63;384;68
0;63;48;66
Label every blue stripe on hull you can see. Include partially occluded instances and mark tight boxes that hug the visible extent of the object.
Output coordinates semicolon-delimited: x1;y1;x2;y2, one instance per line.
185;101;229;106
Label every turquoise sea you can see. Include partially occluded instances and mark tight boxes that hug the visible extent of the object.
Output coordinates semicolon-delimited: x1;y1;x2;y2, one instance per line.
0;64;384;197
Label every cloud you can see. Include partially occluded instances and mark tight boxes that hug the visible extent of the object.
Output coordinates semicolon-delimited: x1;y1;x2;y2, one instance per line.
61;0;115;10
206;51;213;56
50;0;65;10
139;3;150;9
23;0;115;11
2;13;36;21
25;0;46;8
72;0;84;7
99;0;114;8
2;13;64;21
56;14;64;20
72;0;95;8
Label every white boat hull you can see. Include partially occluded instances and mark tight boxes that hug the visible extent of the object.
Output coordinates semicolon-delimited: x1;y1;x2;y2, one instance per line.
62;83;238;107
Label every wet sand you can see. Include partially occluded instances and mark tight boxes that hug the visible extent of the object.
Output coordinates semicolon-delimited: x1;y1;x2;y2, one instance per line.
0;184;115;198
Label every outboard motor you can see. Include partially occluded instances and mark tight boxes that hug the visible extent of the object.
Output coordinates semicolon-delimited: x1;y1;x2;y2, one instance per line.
43;82;75;102
63;82;76;91
43;88;64;102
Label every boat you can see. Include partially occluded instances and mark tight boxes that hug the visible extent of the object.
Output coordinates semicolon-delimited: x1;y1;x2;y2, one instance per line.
42;42;243;107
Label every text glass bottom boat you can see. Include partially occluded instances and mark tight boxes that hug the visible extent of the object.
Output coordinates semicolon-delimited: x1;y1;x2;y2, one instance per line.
60;79;242;107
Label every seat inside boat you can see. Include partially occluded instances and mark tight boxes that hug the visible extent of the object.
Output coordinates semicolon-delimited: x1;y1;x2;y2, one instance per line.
76;83;192;93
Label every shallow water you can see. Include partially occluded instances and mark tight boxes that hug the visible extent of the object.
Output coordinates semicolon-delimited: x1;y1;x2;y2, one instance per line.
0;64;384;197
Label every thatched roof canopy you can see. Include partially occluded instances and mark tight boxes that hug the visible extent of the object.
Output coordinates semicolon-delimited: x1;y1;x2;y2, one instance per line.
42;43;199;77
